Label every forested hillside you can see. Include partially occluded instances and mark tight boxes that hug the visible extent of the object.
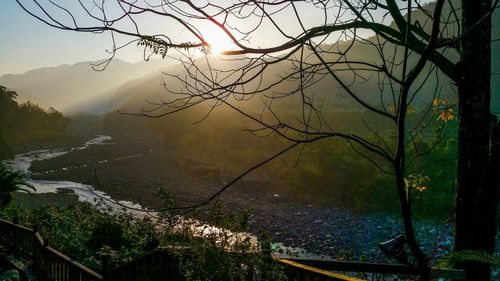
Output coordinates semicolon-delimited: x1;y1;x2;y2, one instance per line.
0;59;166;114
0;86;75;158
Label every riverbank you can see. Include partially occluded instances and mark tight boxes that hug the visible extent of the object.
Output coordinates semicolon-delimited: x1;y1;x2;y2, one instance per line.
11;190;79;209
18;135;468;264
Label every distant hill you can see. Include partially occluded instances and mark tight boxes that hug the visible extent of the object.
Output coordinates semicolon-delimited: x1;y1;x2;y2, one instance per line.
115;2;500;117
107;70;165;112
12;89;49;109
2;0;497;117
0;59;168;114
116;43;455;118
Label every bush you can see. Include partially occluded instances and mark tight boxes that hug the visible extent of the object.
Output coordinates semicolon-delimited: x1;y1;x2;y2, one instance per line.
0;200;285;280
88;220;124;251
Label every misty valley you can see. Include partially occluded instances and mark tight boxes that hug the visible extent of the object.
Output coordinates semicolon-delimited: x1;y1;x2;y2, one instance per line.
0;58;488;277
0;1;499;280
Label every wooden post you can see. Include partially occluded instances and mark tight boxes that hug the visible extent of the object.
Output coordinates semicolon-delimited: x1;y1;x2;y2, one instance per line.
491;115;500;192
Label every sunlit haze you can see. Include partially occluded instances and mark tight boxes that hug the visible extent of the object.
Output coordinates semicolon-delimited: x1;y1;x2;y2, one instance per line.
0;0;366;74
0;1;499;279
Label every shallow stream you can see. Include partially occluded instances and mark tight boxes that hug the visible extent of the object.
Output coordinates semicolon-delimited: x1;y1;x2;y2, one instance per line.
3;135;144;212
3;135;317;258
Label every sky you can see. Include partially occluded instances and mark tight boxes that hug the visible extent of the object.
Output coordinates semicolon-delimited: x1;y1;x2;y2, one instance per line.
0;1;250;75
0;0;497;113
0;0;367;76
0;1;166;76
1;1;102;75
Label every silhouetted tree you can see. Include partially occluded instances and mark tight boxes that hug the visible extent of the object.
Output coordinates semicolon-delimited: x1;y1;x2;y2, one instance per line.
16;0;498;279
454;1;498;279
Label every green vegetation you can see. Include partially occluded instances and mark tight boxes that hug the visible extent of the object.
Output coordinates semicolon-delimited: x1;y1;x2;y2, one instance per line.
0;163;34;208
0;85;458;219
102;105;458;220
0;86;75;159
0;200;285;280
438;250;500;269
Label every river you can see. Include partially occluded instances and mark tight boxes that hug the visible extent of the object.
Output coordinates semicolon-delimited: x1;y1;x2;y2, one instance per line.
2;135;322;258
3;135;500;279
3;135;144;212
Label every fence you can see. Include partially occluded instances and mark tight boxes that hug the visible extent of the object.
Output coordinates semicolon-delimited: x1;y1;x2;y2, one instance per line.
278;259;364;281
0;218;33;260
280;257;466;280
0;218;102;281
1;218;350;280
0;218;465;281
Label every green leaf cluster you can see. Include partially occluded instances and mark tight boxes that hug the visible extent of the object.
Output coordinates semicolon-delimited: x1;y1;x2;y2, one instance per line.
437;250;500;268
0;202;159;272
138;36;169;58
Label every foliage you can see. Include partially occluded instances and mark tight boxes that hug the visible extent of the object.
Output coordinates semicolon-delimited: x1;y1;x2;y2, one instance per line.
0;163;34;208
0;86;73;159
0;270;21;281
0;202;157;271
0;200;286;280
437;250;500;268
177;238;285;281
205;200;252;232
405;174;430;193
88;219;125;251
432;99;456;122
159;199;286;281
137;36;169;59
102;106;459;220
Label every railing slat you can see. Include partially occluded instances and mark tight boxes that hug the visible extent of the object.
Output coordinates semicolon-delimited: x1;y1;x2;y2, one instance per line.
279;259;365;281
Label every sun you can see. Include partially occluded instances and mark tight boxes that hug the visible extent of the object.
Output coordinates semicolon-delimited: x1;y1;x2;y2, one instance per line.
206;39;229;54
199;25;234;55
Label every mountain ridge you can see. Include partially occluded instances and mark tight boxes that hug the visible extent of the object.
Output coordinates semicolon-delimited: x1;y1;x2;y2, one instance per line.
0;58;170;114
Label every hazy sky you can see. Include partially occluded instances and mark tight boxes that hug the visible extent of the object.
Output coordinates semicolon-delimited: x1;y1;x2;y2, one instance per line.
1;0;498;112
0;1;261;75
0;1;418;75
0;0;364;76
1;1;107;75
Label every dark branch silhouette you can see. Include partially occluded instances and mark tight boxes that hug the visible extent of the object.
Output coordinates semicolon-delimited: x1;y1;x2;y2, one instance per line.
17;0;499;279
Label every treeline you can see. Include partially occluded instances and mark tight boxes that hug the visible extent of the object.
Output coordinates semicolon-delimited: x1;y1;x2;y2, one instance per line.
0;86;74;158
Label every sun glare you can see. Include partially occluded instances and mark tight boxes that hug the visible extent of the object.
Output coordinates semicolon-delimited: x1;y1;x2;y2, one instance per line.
200;26;235;55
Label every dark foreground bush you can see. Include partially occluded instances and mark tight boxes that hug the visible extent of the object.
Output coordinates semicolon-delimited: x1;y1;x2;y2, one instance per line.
0;200;286;280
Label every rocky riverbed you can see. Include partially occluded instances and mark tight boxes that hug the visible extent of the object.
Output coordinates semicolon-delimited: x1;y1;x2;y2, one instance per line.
8;135;499;268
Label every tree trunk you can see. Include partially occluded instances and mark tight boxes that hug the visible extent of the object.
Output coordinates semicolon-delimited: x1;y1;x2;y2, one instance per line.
395;170;430;280
454;1;497;280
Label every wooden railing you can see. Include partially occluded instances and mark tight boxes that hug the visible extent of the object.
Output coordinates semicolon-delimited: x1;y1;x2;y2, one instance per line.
281;257;466;280
102;248;363;281
0;218;33;260
0;219;102;281
278;258;364;281
0;217;352;281
0;218;466;281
